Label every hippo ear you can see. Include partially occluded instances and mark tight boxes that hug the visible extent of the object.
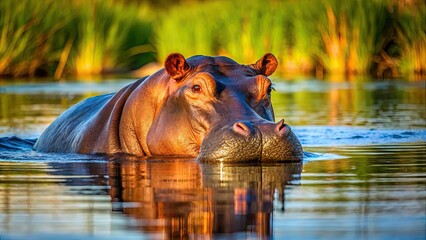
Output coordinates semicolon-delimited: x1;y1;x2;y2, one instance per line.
165;53;190;81
251;53;278;76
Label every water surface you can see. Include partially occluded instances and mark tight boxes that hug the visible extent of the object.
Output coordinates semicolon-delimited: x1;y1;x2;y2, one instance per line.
0;78;425;239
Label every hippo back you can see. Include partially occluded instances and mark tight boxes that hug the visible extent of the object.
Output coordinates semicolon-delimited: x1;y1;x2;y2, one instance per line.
34;94;112;153
34;78;146;154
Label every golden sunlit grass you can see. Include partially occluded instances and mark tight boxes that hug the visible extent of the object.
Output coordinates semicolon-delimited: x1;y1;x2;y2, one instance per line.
0;0;153;78
0;0;424;79
316;0;392;75
156;1;316;73
395;4;426;78
72;0;154;76
156;0;396;77
318;5;348;75
0;0;72;77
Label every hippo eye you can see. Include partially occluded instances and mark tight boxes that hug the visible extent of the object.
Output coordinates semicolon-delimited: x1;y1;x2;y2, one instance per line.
192;84;202;93
267;86;274;97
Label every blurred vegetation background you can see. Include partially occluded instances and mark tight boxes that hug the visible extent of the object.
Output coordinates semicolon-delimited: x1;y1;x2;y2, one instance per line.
0;0;424;80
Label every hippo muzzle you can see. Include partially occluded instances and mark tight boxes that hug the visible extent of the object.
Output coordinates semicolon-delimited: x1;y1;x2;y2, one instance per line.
198;120;303;162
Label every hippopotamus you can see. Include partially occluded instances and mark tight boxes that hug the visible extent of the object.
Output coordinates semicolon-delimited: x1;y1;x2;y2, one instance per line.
34;53;303;162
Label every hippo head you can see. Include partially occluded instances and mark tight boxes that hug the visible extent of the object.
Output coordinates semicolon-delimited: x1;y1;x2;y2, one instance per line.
146;53;303;162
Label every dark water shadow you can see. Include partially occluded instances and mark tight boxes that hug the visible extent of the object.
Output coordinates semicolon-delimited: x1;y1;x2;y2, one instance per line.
0;136;36;151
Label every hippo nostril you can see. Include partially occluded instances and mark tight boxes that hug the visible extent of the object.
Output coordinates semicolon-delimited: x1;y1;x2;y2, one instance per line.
275;119;289;137
232;122;250;137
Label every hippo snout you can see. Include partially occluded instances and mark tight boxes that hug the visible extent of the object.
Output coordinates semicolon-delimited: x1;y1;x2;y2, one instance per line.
197;120;303;163
232;120;290;139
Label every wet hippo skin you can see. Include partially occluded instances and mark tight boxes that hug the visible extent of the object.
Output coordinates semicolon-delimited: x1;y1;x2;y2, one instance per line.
34;53;303;162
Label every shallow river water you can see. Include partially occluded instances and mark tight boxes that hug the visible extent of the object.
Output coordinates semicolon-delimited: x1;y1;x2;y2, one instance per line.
0;78;425;239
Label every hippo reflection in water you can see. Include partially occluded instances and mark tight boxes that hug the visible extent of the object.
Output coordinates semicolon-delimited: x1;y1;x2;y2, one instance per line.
34;53;303;162
107;160;302;237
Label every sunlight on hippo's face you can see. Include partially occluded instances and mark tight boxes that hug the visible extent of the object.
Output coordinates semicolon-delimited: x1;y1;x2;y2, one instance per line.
146;53;303;162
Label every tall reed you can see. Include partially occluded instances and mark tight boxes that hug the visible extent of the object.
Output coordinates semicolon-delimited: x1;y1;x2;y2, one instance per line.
1;0;423;79
71;0;154;76
314;0;392;75
395;3;426;78
216;1;290;65
155;1;295;67
286;1;320;73
155;1;222;62
0;0;72;77
155;0;394;75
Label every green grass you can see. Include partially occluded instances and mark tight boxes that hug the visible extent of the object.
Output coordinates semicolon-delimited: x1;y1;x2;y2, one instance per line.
395;3;426;78
0;0;424;79
155;1;300;69
313;0;392;75
71;0;154;76
0;0;73;77
0;0;154;78
155;1;222;62
154;0;394;76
